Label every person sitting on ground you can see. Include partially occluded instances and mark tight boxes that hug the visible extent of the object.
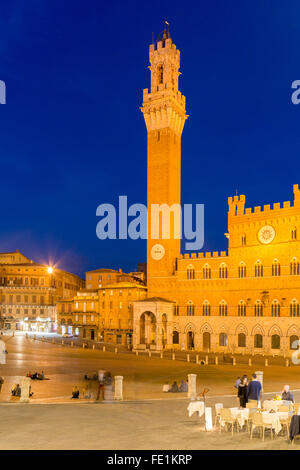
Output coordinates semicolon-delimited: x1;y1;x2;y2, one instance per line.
11;384;21;397
83;386;91;399
71;385;80;399
281;384;294;403
179;379;188;393
163;382;170;392
168;381;179;393
31;372;39;380
26;371;32;378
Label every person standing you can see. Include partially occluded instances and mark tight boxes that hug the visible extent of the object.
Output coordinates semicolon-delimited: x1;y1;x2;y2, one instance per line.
96;370;106;400
234;377;241;389
237;376;248;408
247;373;262;404
0;376;4;394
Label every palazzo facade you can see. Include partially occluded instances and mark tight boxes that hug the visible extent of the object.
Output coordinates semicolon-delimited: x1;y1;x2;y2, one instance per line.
132;28;300;356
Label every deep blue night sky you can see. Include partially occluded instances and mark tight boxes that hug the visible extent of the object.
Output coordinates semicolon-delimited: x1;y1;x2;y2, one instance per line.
1;0;300;277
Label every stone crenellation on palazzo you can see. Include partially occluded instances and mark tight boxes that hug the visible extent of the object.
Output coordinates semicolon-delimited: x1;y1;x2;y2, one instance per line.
132;26;300;356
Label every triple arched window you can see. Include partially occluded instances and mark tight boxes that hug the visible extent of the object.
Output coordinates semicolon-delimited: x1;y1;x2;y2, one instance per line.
238;300;246;316
271;299;280;317
203;264;211;279
290;299;300;317
238;262;246;278
187;265;195;280
219;300;227;316
202;300;211;316
290;258;300;276
219;263;228;279
255;261;263;277
187;301;195;316
272;259;281;276
254;300;263;317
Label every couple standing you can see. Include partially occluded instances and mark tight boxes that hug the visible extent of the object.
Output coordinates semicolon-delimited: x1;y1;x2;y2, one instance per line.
236;373;262;408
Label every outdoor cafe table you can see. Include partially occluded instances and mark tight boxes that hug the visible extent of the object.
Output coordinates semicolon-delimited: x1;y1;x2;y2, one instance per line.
187;400;205;418
261;411;282;435
229;407;249;428
263;400;293;412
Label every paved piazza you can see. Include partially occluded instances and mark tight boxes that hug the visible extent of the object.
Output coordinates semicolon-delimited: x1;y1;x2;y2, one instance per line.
1;335;300;449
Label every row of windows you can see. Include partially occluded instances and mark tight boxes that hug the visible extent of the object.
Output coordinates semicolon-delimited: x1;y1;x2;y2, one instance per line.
2;294;48;304
239;228;298;246
2;307;50;316
0;276;80;290
172;331;299;350
186;260;300;279
174;299;300;317
219;333;296;350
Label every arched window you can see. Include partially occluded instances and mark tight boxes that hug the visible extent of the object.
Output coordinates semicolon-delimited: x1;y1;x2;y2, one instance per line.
219;333;227;347
219;300;227;316
157;65;163;84
255;261;263;277
290;335;299;350
173;303;179;316
187;265;195;280
219;263;228;279
203;264;211;279
238;333;246;347
290;299;300;317
254;300;263;317
271;334;280;350
241;234;246;246
172;330;179;344
271;300;280;317
272;259;280;276
254;334;263;348
238;300;246;316
290;258;300;275
202;300;211;316
238;262;246;278
186;301;194;316
292;227;297;240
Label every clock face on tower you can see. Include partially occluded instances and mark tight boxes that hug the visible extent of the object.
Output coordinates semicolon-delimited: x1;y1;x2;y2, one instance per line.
258;225;276;244
151;244;165;261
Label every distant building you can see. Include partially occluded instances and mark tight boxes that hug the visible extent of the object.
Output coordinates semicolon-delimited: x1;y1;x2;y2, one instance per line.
85;268;145;290
57;268;146;344
0;250;84;332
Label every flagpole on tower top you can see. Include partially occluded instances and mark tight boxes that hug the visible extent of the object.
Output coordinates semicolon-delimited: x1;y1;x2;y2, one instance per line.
164;19;170;34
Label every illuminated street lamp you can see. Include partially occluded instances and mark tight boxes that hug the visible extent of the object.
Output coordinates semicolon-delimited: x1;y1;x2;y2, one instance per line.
47;266;53;274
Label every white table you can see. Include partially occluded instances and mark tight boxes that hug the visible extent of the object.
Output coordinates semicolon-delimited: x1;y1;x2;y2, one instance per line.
187;400;205;417
261;411;282;435
230;407;249;428
263;400;292;412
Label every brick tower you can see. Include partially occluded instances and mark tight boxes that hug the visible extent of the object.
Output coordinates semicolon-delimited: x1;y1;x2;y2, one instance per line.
141;27;187;291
